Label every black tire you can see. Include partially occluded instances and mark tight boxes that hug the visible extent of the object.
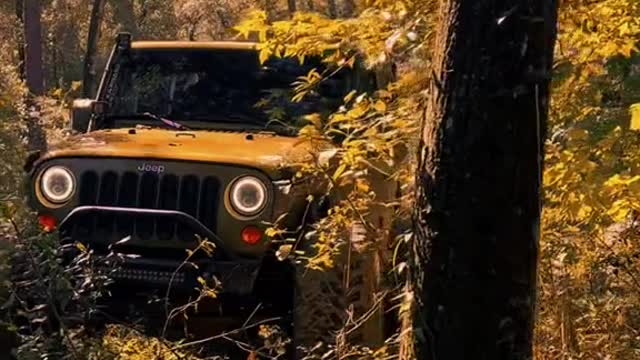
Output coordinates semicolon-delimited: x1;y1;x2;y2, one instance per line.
293;221;384;358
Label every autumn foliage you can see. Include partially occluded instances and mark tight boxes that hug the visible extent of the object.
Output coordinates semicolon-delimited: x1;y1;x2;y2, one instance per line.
0;0;639;358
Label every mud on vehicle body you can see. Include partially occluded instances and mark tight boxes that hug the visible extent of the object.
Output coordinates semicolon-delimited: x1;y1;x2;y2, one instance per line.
23;33;398;352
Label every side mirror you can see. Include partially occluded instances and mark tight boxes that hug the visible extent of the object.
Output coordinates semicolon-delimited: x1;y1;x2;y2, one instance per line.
70;99;108;133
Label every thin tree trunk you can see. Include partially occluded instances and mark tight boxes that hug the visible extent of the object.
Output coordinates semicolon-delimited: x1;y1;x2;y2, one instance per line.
83;0;107;98
15;0;25;79
109;0;139;38
287;0;297;17
23;0;47;152
306;0;314;11
413;0;558;359
260;0;275;22
51;33;58;86
342;0;355;17
23;0;44;95
327;0;337;18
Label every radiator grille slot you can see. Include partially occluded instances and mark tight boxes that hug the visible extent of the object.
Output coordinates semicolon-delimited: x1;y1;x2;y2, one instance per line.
72;170;220;247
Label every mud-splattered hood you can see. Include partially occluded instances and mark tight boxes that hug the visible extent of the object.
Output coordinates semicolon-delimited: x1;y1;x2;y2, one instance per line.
36;128;325;178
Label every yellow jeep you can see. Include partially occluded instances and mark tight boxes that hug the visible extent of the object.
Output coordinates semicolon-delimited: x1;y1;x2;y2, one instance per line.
24;33;397;350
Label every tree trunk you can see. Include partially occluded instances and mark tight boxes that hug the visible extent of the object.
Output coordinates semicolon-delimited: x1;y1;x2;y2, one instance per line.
83;0;107;98
413;1;558;359
22;0;47;152
15;0;25;79
287;0;297;17
260;0;275;22
327;0;337;18
306;0;314;11
342;0;356;17
109;0;139;38
23;0;44;95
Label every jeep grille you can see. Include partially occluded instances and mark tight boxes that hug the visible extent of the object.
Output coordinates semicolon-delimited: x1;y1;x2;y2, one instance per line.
68;170;220;246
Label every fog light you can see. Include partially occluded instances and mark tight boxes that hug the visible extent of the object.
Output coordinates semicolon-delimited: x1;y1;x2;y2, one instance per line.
241;226;262;245
38;214;57;232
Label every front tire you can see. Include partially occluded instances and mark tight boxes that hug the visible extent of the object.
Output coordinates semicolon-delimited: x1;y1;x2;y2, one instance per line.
293;221;385;358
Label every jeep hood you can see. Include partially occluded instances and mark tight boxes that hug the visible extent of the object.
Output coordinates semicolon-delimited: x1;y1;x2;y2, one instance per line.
37;128;327;178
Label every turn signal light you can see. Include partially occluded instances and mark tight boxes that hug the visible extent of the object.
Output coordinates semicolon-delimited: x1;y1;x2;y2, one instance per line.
38;214;57;232
241;226;262;245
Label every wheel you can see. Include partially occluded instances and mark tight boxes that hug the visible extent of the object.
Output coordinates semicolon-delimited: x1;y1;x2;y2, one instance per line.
293;221;385;358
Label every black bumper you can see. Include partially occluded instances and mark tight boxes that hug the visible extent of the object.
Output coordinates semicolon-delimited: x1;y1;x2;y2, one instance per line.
59;206;261;295
96;256;261;295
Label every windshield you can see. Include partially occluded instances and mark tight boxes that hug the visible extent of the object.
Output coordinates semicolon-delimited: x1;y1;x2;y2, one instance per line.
104;48;376;131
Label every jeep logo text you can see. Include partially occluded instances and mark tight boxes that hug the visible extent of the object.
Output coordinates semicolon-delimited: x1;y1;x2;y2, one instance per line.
137;163;165;174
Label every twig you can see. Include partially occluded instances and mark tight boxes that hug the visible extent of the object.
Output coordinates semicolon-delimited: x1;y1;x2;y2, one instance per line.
171;316;282;351
242;303;263;329
8;216;22;238
22;240;82;360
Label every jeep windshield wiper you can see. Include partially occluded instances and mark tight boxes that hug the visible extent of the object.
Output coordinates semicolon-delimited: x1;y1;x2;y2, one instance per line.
190;113;297;136
106;113;190;130
190;113;266;128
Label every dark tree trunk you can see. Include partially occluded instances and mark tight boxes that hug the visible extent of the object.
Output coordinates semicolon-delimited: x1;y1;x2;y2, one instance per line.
287;0;297;17
260;0;275;22
109;0;139;38
306;0;314;11
15;0;25;79
413;1;558;359
22;0;47;152
342;0;356;17
83;0;107;98
327;0;337;18
23;0;44;95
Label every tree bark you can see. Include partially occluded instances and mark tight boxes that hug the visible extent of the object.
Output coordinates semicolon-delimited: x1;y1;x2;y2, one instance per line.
83;0;107;98
327;0;337;18
413;1;558;359
22;0;47;152
287;0;297;17
342;0;356;17
15;0;25;79
23;0;44;95
109;0;139;38
260;0;275;22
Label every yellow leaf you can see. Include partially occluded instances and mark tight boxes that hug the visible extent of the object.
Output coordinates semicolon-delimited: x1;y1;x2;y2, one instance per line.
259;48;271;64
345;56;356;68
265;227;278;237
343;90;357;104
630;103;640;130
304;113;322;128
333;164;347;182
607;198;636;223
71;81;82;91
374;100;387;113
355;179;370;193
566;128;589;141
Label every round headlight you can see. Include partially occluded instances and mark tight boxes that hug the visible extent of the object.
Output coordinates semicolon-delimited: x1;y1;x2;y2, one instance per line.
229;176;268;216
40;166;75;204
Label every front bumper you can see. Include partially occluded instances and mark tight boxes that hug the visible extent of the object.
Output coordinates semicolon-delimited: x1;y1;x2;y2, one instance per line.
95;256;261;295
59;206;262;295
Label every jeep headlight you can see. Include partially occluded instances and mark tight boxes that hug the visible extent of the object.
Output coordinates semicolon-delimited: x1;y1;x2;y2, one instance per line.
229;176;267;216
40;166;75;204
